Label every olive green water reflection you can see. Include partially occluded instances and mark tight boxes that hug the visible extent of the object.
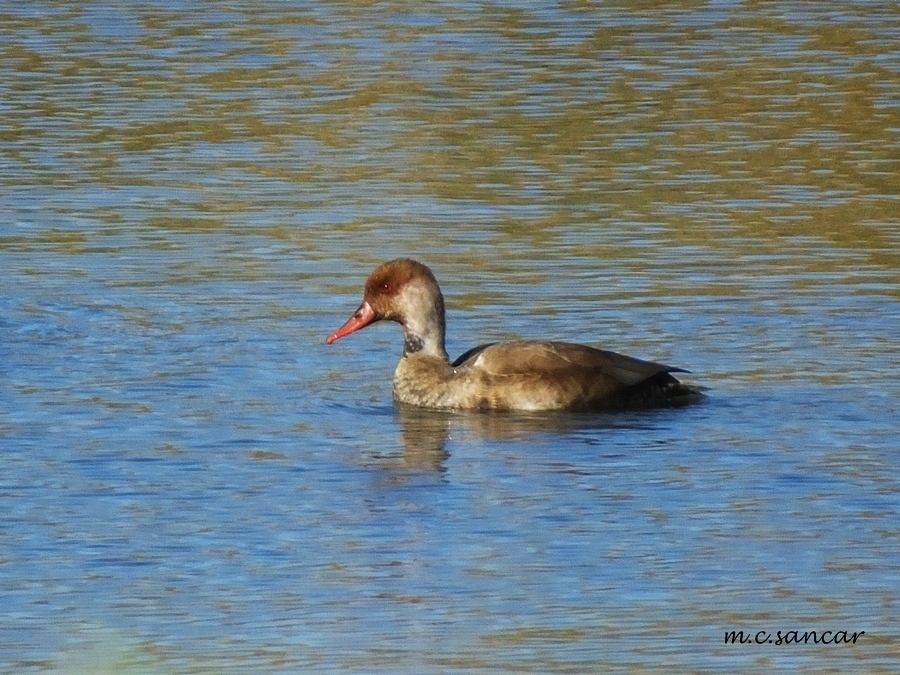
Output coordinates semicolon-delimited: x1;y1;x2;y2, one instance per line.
2;2;899;673
3;2;897;261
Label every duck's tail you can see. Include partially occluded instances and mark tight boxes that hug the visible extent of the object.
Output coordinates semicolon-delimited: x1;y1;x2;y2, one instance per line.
620;371;705;409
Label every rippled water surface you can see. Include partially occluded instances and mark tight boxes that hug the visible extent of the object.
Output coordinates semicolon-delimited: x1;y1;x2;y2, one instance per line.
2;1;899;673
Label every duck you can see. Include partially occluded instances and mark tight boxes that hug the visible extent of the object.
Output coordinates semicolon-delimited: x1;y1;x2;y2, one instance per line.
326;258;702;412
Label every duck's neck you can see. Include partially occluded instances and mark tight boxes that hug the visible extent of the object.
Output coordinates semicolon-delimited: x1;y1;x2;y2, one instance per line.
402;321;447;360
400;287;448;361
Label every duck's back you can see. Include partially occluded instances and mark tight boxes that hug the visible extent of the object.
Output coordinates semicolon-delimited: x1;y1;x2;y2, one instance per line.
452;340;700;411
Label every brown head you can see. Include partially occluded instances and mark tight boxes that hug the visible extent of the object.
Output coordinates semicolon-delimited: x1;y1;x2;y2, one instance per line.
326;259;448;358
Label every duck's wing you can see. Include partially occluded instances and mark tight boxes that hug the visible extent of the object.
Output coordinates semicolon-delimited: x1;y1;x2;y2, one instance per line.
451;342;496;368
454;340;685;387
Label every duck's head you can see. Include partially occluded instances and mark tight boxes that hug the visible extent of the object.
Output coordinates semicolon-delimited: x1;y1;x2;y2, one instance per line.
326;258;447;357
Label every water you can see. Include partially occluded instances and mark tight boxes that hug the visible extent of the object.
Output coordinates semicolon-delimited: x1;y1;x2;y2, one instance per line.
2;1;899;673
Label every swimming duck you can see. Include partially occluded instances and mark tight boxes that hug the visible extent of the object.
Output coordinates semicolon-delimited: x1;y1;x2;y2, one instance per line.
326;258;701;411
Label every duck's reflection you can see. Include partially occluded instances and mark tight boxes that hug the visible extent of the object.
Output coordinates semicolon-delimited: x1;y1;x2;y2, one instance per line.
393;404;452;472
392;403;661;472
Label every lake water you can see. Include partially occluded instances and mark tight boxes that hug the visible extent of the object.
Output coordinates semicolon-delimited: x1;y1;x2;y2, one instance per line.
2;1;899;673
